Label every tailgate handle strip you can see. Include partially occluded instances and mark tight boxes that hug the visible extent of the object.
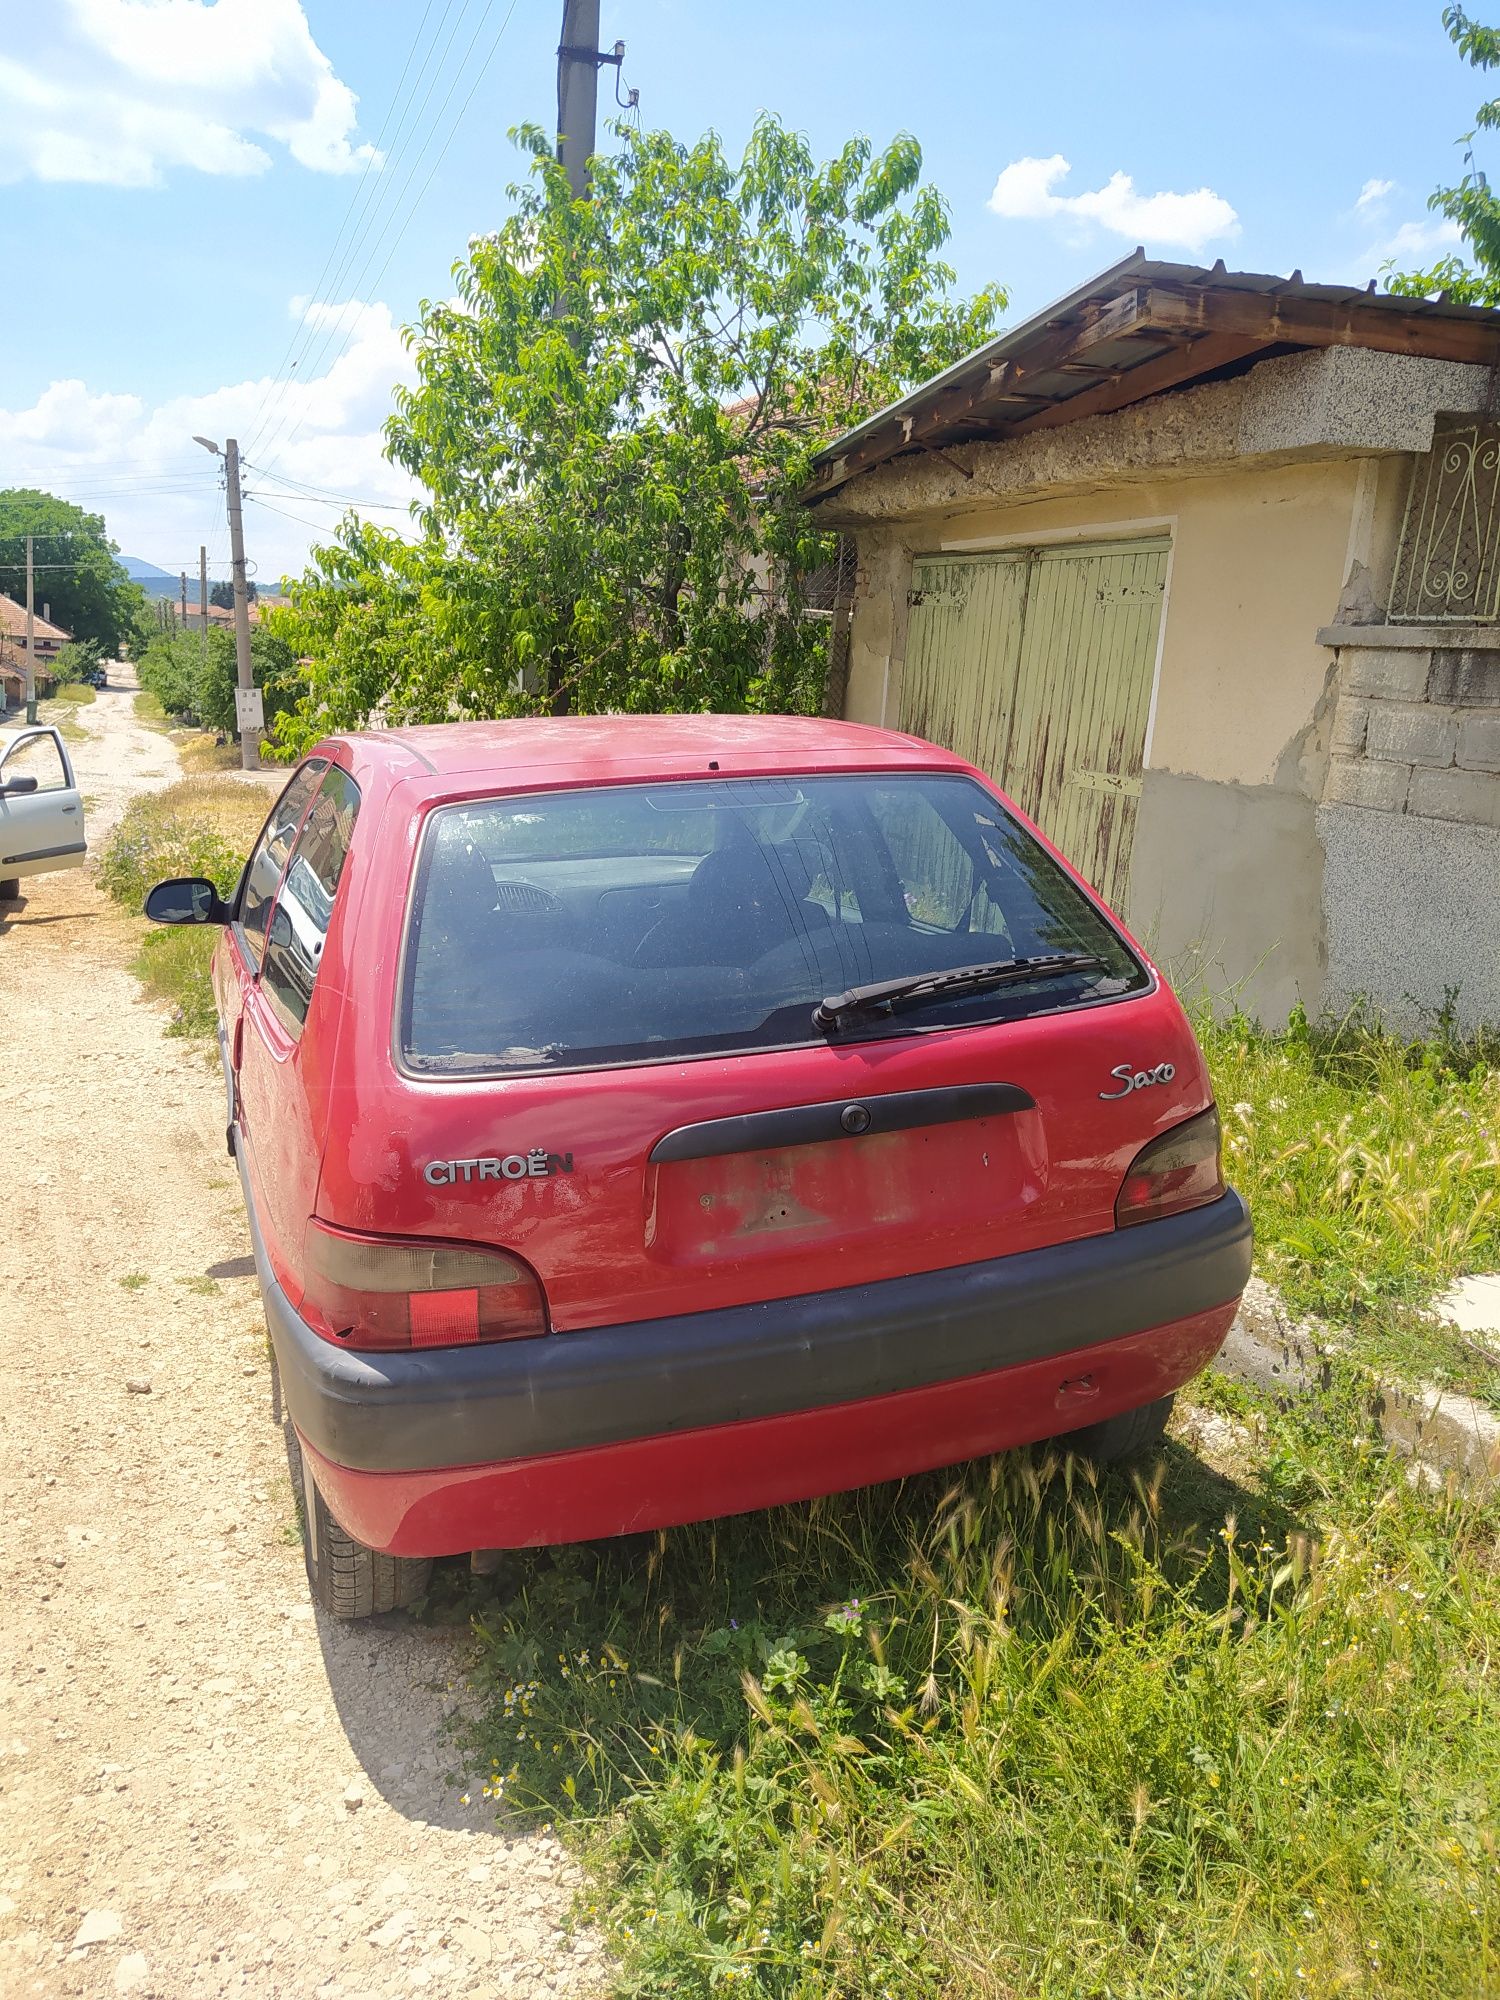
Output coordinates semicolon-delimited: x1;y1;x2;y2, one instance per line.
649;1083;1036;1164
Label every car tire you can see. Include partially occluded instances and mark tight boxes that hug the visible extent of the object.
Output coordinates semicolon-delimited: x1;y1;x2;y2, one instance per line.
0;878;20;901
297;1445;432;1619
1064;1392;1174;1464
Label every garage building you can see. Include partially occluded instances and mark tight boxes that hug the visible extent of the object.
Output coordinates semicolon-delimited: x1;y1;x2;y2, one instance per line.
805;255;1500;1029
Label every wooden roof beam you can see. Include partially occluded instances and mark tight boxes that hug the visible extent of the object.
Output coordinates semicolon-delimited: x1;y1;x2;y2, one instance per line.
1136;286;1500;365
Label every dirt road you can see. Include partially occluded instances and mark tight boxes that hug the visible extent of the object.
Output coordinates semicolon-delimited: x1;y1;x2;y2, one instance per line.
0;675;605;1999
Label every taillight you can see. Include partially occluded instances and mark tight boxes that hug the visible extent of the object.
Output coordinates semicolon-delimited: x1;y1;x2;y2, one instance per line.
302;1222;548;1349
1115;1107;1225;1226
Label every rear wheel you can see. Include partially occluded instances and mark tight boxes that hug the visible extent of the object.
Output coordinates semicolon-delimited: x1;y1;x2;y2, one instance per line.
297;1446;431;1619
1064;1392;1174;1464
0;879;20;901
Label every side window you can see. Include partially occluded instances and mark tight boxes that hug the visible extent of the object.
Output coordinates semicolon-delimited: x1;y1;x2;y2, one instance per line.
237;760;325;966
260;766;361;1035
1;732;68;793
866;788;1010;939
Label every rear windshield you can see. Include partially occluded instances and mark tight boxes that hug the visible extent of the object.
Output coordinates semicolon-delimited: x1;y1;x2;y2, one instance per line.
400;773;1148;1075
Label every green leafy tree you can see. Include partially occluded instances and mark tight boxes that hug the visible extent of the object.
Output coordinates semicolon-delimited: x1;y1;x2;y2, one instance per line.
272;117;1004;748
1388;6;1500;303
0;490;145;654
194;626;301;739
50;638;103;686
209;579;256;609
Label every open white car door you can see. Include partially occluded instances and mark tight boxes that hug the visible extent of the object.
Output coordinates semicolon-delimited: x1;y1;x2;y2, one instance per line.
0;727;88;888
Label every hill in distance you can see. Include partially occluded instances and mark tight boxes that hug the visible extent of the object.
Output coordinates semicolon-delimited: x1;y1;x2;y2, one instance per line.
122;556;231;600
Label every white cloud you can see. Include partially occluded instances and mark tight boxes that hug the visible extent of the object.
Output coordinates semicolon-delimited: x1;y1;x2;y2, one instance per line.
1371;216;1464;263
0;0;378;187
1356;177;1395;211
987;154;1239;254
0;298;422;582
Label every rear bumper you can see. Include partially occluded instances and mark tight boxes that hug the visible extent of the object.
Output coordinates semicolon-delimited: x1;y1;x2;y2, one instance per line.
302;1303;1239;1554
238;1131;1248;1522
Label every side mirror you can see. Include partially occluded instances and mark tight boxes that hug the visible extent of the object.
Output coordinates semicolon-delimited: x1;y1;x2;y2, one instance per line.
0;774;40;797
144;876;229;926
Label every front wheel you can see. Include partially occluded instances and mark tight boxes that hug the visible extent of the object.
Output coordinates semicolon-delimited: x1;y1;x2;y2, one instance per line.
298;1447;431;1619
1064;1392;1174;1464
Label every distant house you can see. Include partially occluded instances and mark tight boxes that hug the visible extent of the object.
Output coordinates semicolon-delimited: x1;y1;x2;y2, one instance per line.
0;593;71;706
804;254;1500;1030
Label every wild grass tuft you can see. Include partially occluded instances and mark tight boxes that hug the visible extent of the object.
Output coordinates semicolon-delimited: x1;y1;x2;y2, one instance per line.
461;1414;1499;1997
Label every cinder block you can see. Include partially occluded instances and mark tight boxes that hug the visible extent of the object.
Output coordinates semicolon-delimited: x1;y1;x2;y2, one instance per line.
1324;755;1411;811
1330;698;1370;758
1342;646;1434;701
1407;763;1500;829
1365;699;1459;768
1429;648;1500;707
1458;713;1500;773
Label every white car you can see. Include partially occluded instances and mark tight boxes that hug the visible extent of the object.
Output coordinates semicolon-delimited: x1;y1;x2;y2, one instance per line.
0;725;87;900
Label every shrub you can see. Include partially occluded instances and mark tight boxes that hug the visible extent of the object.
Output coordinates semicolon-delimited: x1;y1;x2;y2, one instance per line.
99;778;271;1038
51;638;102;686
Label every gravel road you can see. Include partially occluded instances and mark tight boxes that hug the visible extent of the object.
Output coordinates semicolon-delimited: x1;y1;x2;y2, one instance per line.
0;674;606;2000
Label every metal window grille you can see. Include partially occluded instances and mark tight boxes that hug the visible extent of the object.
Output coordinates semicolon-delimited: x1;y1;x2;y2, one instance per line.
1390;415;1500;623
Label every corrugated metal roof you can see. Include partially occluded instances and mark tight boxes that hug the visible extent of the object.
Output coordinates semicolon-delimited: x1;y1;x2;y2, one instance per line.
805;251;1500;499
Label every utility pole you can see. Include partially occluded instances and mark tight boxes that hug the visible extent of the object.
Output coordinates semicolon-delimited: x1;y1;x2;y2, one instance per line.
23;534;36;723
180;570;188;629
556;3;625;199
223;439;259;769
194;434;260;768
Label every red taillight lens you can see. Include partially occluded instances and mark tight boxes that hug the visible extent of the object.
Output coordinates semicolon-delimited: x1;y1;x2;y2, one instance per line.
1115;1107;1225;1227
302;1222;548;1349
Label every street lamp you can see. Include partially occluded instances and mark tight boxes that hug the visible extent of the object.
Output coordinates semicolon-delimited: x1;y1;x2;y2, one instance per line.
192;435;220;455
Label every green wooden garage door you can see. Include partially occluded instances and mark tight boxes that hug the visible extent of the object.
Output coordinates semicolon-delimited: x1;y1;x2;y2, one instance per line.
901;538;1169;911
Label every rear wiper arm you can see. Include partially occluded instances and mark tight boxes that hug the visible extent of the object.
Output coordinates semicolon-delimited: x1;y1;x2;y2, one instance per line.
812;953;1107;1032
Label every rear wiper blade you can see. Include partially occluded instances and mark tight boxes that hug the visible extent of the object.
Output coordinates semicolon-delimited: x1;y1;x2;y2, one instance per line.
812;954;1107;1032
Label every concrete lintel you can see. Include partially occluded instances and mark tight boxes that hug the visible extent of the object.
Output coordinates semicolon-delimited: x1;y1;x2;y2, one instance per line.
1318;622;1500;651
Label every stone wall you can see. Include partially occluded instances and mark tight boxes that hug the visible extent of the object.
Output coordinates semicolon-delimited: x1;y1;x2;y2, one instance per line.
1318;627;1500;1029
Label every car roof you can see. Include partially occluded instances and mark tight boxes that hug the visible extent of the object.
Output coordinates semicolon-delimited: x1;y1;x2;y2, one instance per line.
328;714;968;787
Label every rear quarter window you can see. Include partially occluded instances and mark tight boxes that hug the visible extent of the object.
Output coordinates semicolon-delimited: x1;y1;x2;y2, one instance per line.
400;772;1147;1077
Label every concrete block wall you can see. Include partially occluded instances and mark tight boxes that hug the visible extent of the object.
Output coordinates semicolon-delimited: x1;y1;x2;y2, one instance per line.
1325;643;1500;828
1318;631;1500;1029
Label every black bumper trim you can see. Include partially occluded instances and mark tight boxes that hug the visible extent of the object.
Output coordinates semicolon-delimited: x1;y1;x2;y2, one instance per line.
236;1130;1251;1476
650;1082;1035;1162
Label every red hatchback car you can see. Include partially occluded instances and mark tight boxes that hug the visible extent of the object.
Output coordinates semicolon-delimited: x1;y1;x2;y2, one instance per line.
147;716;1250;1618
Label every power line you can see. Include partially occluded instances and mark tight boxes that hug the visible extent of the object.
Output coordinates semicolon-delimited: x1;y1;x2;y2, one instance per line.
255;0;520;476
240;0;445;456
245;0;481;463
244;494;351;536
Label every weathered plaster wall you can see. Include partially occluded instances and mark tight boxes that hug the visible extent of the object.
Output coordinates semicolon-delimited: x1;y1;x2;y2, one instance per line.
1128;771;1327;1022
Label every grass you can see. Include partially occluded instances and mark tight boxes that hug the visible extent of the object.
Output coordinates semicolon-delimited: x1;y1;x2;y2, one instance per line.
441;1004;1500;1996
118;1273;148;1291
133;685;255;772
454;1395;1499;1999
48;680;96;706
1197;1004;1500;1400
97;778;269;1037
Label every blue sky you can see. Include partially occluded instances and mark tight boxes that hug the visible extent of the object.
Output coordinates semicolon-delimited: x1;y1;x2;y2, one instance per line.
0;0;1483;581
